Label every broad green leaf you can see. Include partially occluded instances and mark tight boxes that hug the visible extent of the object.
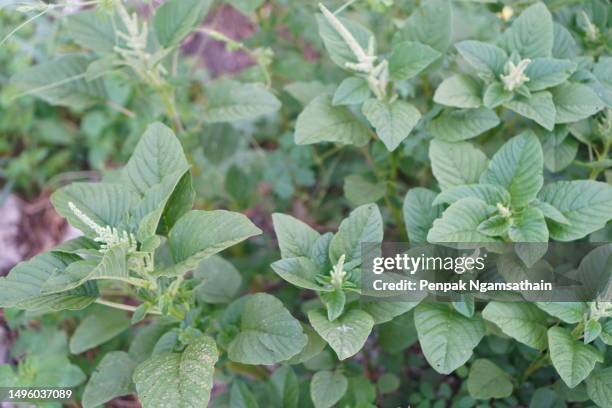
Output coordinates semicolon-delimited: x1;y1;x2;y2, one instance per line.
295;94;371;146
361;301;419;324
308;309;374;360
64;10;119;54
504;91;556;131
272;213;320;259
70;307;131;354
433;74;482;109
82;351;137;408
429;140;489;190
230;381;259;408
414;303;485;374
403;188;443;243
154;0;211;47
270;257;331;292
329;203;383;264
548;326;603;388
539;126;578;172
128;321;174;363
379;311;418;353
427;198;497;243
0;252;98;311
433;184;510;207
362;99;421;151
480;131;543;207
535;302;586;324
532;199;569;225
310;371;348;408
228;294;307;364
586;368;612;408
284;81;336;105
467;359;513;399
332;77;370;106
388;41;440;81
524;58;576;91
286;324;327;364
499;2;553;58
194;256;242;304
538;181;612;241
227;0;264;14
164;210;261;276
478;214;509;237
514;242;548;267
322;289;345;321
344;175;386;206
551;83;604;124
428;108;499;142
270;366;299;408
203;80;281;123
552;23;577;60
10;55;106;109
51;182;138;238
601;320;612;346
316;13;374;69
399;0;452;52
133;335;218;408
483;82;513;108
583;319;601;344
508;207;548;242
455;41;507;79
482;301;548;350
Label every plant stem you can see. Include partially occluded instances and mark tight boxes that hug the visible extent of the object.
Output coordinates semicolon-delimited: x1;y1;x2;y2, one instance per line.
95;298;161;315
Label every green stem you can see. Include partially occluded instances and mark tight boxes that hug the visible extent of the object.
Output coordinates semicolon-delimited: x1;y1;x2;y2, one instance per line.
95;298;161;315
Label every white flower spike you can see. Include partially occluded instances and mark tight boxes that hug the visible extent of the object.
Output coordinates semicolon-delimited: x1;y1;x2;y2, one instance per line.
330;254;347;288
501;58;531;92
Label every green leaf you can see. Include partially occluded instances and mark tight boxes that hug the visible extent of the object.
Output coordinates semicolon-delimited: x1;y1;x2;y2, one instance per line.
310;371;348;408
70;307;131;354
503;91;556;131
524;58;576;91
163;210;261;276
308;309;374;360
403;188;443;243
0;252;98;311
508;207;548;242
539;126;578;172
467;359;513;399
270;366;299;408
586;368;612;408
82;352;137;408
433;184;510;206
316;13;374;69
399;0;452;52
154;0;211;47
194;256;242;304
477;215;509;237
228;294;307;364
483;82;513;108
284;81;336;105
480;131;543;207
535;302;586;324
499;2;553;58
414;303;485;374
429;140;489;190
427;198;497;242
552;23;577;60
361;301;419;324
295;94;371;146
583;319;601;344
51;182;137;238
321;289;346;321
230;381;259;408
388;41;440;81
482;301;548;350
133;335;218;408
433;74;482;109
538;181;612;241
332;77;370;106
286;324;327;364
226;0;264;14
271;257;330;291
548;326;603;388
428;108;499;142
532;199;569;225
362;99;421;151
329;203;383;264
601;320;612;346
455;41;507;79
203;80;281;123
64;10;120;54
10;55;106;109
344;175;386;206
272;213;320;259
551;83;604;124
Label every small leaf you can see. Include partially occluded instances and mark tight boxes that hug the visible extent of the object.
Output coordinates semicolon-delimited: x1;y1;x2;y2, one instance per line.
403;188;443;243
503;91;556;131
428;108;499;142
482;301;548;350
583;319;602;344
483;82;513;108
271;257;330;292
433;184;510;207
398;0;452;52
310;371;348;408
154;0;211;47
508;207;548;242
455;41;507;79
332;77;370;106
429;140;489;190
308;309;374;360
433;74;482;109
194;256;242;304
82;352;137;408
499;2;553;58
388;41;440;81
272;213;320;259
270;366;299;408
524;58;576;91
427;198;497;243
548;326;603;388
329;203;383;264
362;99;421;151
539;126;578;173
535;302;586;324
551;83;604;124
230;381;259;408
467;359;513;399
203;79;281;123
344;175;386;206
586;368;612;408
70;307;131;354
